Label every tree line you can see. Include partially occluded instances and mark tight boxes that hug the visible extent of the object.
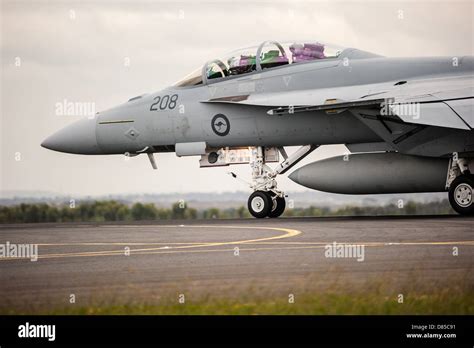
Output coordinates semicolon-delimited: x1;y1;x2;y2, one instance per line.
0;199;453;224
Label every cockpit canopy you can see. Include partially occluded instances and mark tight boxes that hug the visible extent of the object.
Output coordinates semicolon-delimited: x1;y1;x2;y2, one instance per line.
174;40;344;87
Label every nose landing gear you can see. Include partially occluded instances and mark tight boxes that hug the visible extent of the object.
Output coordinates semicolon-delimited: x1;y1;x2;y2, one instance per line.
245;145;317;218
268;192;286;218
248;191;273;218
247;190;287;218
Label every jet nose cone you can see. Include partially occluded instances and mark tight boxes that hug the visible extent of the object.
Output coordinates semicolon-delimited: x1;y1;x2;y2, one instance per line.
41;117;101;154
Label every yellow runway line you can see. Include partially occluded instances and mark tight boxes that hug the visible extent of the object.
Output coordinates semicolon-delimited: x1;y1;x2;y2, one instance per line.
0;225;301;261
1;224;473;261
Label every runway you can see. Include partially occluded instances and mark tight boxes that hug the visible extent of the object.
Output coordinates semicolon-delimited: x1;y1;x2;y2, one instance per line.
0;216;473;312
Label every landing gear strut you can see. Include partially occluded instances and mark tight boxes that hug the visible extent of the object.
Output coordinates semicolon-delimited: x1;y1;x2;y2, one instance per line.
446;155;474;215
246;145;317;218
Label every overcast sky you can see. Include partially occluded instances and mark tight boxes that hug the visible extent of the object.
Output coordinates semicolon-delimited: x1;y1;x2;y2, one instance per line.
1;0;473;197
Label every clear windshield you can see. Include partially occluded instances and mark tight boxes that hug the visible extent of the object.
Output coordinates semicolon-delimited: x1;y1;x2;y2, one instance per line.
174;41;345;87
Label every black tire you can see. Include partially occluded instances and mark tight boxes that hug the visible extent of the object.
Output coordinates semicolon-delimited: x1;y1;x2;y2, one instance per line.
448;174;474;215
268;196;286;218
248;191;272;218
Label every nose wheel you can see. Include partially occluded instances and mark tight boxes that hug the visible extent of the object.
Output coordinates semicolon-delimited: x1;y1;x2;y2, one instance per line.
248;191;272;218
248;191;286;218
226;145;317;219
448;174;474;215
268;192;286;218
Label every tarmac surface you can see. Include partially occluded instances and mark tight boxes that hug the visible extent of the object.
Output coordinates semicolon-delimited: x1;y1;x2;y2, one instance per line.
0;215;473;311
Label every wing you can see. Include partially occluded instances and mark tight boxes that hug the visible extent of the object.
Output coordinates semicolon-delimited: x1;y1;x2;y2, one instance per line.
203;75;474;130
203;74;474;157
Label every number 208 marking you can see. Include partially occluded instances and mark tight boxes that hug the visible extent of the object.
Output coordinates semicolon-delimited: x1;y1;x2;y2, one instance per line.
150;94;178;111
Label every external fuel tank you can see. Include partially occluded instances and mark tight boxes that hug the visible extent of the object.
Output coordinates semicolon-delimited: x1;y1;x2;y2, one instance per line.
289;152;450;194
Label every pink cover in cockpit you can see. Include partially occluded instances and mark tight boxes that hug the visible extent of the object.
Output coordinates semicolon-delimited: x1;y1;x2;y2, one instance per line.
290;43;326;62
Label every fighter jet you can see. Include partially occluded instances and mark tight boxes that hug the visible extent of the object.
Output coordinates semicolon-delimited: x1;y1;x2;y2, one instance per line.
41;40;474;217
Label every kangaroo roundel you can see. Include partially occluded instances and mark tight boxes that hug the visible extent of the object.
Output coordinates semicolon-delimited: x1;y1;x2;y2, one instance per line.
211;114;230;136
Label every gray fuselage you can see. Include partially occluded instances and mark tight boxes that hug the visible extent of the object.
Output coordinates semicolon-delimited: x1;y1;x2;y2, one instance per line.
42;48;474;157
